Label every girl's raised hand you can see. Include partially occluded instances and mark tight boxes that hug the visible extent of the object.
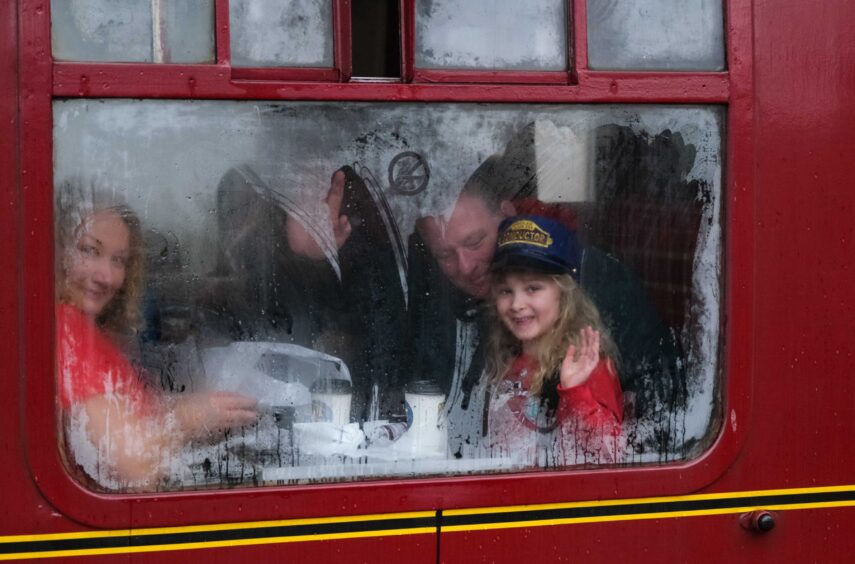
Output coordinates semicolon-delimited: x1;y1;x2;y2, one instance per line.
559;326;601;388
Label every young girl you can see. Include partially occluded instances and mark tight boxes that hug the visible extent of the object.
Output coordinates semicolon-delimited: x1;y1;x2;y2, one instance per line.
485;215;624;466
56;185;258;490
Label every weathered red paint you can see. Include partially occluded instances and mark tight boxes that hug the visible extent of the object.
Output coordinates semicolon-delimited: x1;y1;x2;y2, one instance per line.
0;0;32;537
51;62;730;102
2;0;855;561
334;0;353;81
571;0;589;80
229;66;343;82
215;0;230;65
413;68;571;85
399;0;415;82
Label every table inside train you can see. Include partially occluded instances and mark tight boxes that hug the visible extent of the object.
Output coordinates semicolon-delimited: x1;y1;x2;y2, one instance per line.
177;418;521;488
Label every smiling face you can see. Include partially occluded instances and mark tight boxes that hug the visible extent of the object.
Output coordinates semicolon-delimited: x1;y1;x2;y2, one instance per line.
493;272;562;355
63;210;131;318
420;195;509;299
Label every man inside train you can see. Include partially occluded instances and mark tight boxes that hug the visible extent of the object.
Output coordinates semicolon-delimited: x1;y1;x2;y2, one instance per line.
409;156;685;458
279;124;688;458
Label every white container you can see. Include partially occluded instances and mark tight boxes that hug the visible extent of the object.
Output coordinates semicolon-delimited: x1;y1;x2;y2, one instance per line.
201;342;351;413
405;380;447;455
311;379;352;427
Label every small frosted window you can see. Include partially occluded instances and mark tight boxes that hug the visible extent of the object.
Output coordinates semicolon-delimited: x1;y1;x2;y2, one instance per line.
50;0;215;63
229;0;334;67
587;0;725;71
415;0;567;71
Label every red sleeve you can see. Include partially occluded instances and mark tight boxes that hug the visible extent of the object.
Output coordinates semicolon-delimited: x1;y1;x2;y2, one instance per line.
57;304;152;412
556;360;624;432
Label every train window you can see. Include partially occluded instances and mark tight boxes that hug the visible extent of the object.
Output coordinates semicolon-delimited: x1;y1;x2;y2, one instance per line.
587;0;725;71
229;0;334;68
351;0;401;78
50;0;216;63
54;99;723;492
415;0;568;71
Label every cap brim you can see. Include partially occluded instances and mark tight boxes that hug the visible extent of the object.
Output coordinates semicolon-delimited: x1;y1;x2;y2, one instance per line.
490;252;568;275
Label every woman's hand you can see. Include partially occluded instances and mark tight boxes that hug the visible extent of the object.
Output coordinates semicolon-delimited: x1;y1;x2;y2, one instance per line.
174;391;258;439
559;326;601;389
70;391;258;487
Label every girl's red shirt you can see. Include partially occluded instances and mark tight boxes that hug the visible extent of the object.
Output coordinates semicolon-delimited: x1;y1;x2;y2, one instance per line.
503;353;624;434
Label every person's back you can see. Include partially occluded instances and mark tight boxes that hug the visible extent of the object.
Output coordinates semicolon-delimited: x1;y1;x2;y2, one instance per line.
211;164;409;422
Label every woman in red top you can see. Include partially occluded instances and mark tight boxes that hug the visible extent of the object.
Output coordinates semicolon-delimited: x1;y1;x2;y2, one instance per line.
486;215;624;466
56;189;257;490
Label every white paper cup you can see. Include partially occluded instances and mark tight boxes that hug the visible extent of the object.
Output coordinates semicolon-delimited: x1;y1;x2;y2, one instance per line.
311;379;352;426
405;381;447;454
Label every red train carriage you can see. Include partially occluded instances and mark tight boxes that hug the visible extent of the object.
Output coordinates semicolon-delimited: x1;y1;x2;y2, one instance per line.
1;1;854;561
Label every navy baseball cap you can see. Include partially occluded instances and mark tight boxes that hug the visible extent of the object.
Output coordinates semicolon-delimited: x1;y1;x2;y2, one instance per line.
491;215;582;280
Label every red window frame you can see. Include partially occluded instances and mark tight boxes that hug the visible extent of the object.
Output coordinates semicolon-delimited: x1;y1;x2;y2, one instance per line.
225;0;351;81
20;0;754;529
405;0;572;84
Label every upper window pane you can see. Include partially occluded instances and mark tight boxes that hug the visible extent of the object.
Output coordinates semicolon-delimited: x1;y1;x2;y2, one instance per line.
229;0;334;67
415;0;567;71
54;99;722;492
351;0;401;78
51;0;215;63
587;0;725;71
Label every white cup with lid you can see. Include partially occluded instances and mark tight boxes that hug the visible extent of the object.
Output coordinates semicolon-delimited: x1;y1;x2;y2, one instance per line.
311;379;352;427
405;380;447;455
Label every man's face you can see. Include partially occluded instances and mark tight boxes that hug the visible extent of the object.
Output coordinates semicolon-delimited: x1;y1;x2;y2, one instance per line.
420;194;508;299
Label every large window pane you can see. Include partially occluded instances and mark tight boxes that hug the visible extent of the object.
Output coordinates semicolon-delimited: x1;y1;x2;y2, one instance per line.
54;99;723;491
587;0;725;71
229;0;333;67
51;0;215;63
415;0;567;71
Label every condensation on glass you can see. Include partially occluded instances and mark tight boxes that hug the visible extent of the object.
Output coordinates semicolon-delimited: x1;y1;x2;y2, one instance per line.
53;99;723;492
587;0;725;71
229;0;333;67
50;0;215;63
415;0;567;70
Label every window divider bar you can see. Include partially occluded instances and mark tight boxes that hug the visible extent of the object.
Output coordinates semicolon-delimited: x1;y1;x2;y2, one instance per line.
229;67;341;82
51;61;729;102
215;0;230;67
571;0;589;83
334;0;352;82
413;69;569;86
400;0;415;83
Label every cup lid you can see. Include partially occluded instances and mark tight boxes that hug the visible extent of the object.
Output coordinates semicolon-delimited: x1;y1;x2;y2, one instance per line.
406;380;443;395
310;378;352;394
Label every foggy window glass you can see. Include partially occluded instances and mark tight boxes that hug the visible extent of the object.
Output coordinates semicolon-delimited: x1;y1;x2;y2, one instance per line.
50;0;215;63
587;0;725;70
229;0;333;68
415;0;567;71
54;99;722;492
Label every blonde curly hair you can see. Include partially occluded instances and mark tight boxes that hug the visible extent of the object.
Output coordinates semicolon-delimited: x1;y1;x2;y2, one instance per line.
486;269;618;396
55;180;145;335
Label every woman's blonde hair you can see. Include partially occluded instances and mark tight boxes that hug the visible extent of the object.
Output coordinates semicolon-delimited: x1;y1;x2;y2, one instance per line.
55;180;145;335
486;269;618;396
